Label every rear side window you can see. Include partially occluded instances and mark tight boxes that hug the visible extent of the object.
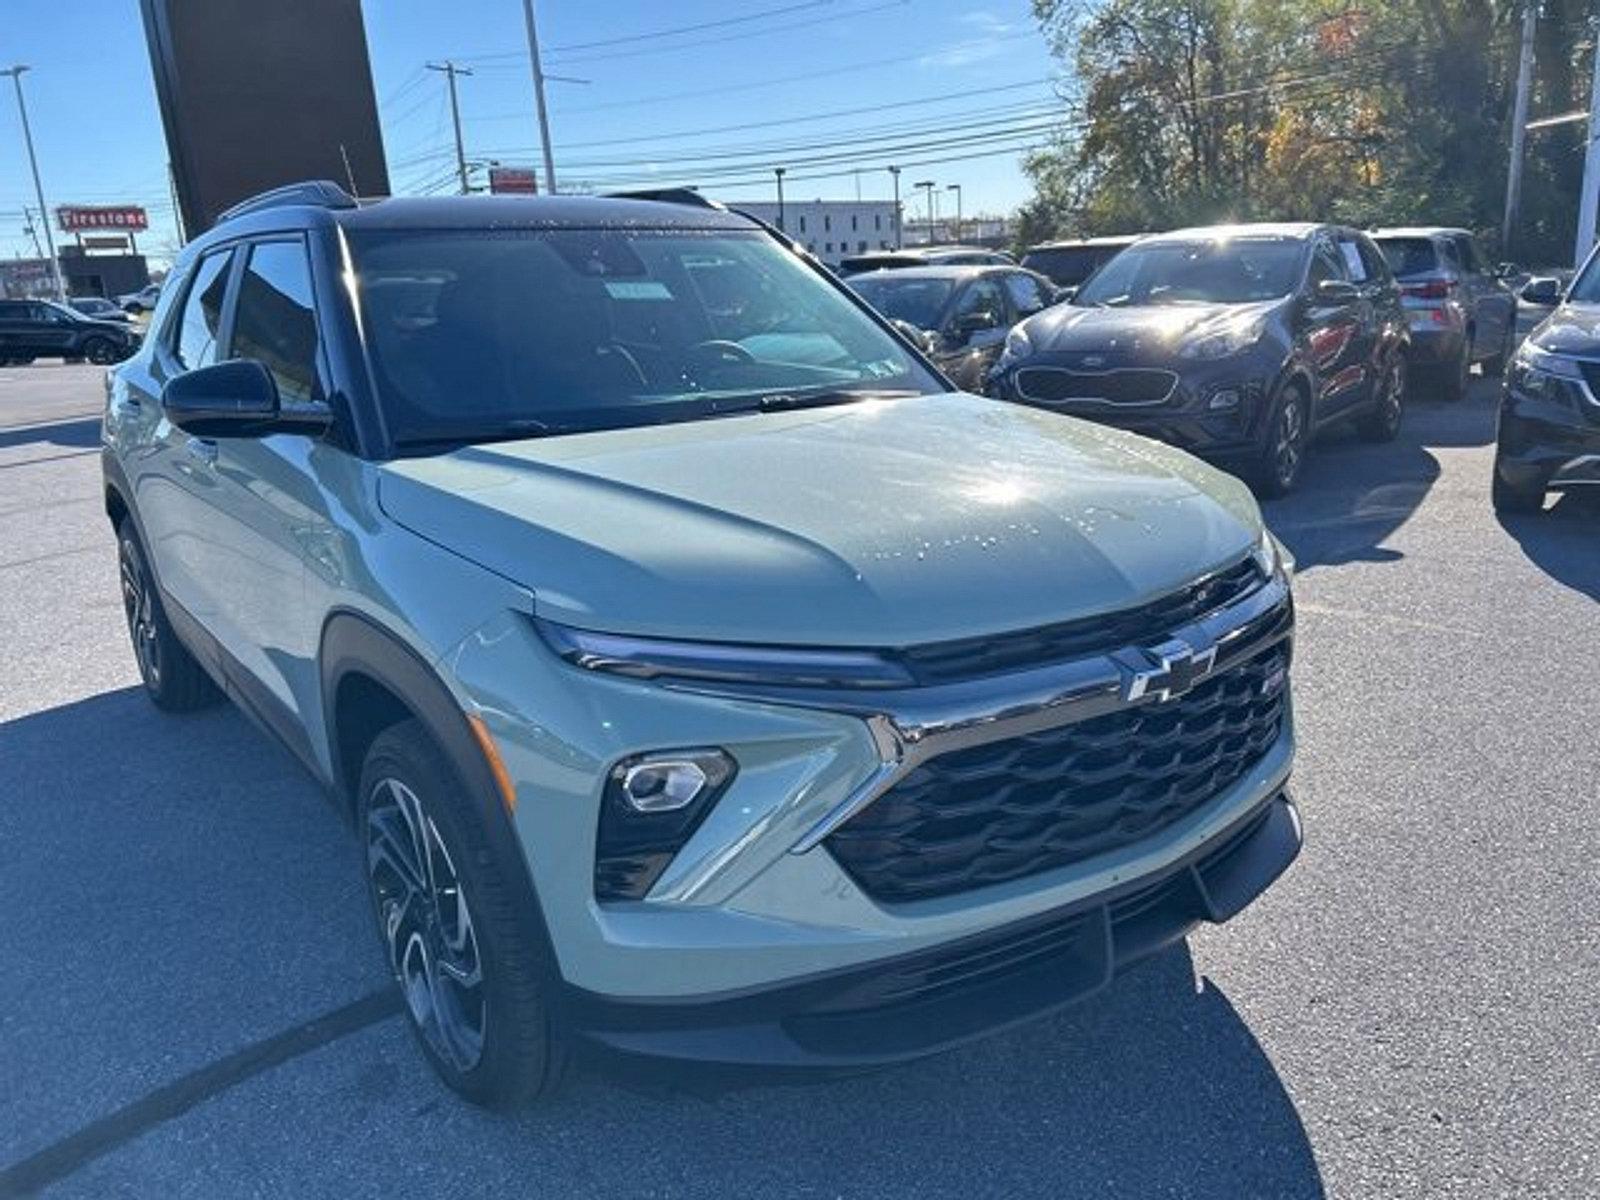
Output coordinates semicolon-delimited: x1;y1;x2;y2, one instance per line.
229;240;324;404
1355;236;1392;285
173;251;233;369
1308;240;1346;286
1376;238;1437;278
1003;271;1051;316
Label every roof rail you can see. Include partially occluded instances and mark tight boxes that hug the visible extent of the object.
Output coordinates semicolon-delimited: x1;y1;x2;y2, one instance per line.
216;180;359;224
603;187;725;211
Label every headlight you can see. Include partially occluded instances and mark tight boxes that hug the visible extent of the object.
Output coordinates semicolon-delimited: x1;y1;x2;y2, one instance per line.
1000;322;1034;365
1509;342;1592;406
1180;318;1265;360
1514;342;1583;379
1252;528;1294;580
535;618;916;689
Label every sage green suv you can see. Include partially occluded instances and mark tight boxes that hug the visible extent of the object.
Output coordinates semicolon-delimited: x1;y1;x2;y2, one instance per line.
102;182;1300;1106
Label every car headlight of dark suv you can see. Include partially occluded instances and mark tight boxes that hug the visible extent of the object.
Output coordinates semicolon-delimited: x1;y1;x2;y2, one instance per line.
1508;343;1593;409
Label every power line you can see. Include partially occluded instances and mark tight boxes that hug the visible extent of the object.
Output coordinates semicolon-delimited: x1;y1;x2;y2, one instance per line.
463;0;836;60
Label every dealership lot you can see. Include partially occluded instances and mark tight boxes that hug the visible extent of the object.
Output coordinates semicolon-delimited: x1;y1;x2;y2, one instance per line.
2;362;1596;1198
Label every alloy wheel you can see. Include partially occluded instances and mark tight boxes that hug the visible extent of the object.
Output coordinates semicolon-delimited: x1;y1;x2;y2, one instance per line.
118;536;162;686
84;339;117;366
366;777;486;1073
1274;395;1306;489
1379;360;1405;435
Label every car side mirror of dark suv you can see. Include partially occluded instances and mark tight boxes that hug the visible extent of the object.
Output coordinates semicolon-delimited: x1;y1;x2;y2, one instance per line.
162;359;328;437
1313;279;1360;305
1519;276;1563;306
1053;285;1078;305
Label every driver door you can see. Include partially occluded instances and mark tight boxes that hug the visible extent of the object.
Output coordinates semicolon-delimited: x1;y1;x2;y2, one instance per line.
1303;237;1369;420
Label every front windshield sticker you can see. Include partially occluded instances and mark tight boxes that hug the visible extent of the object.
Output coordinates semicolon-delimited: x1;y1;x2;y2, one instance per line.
603;280;674;300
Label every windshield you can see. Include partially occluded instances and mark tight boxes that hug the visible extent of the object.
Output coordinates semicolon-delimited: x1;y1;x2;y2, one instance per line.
1075;238;1305;306
1566;254;1600;303
351;227;941;445
845;275;955;330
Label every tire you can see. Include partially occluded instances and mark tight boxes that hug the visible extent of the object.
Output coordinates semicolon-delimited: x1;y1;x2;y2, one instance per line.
359;719;567;1108
1481;316;1516;377
1437;333;1471;402
1358;355;1406;443
1246;384;1311;499
1491;463;1544;515
117;519;219;711
82;337;118;366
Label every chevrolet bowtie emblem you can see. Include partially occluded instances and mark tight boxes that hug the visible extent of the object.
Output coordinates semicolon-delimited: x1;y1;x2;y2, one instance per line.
1122;637;1218;704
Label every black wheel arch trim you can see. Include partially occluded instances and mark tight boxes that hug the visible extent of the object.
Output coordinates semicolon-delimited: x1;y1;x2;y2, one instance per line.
318;609;570;998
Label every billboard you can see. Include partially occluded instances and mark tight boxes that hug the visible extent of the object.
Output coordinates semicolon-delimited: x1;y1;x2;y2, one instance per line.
58;205;149;233
139;0;390;235
489;167;539;195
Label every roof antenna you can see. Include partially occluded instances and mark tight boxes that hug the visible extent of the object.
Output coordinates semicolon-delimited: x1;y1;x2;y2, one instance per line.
339;143;358;200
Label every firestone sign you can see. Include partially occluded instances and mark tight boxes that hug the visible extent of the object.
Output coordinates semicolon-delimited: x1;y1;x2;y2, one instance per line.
57;205;150;233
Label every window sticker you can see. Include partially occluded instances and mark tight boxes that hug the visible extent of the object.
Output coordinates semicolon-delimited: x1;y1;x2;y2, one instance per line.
604;280;674;300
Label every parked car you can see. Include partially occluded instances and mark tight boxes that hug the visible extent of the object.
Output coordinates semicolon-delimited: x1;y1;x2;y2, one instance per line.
1021;234;1144;290
66;296;134;324
1492;249;1600;513
0;298;141;365
846;264;1059;391
118;282;163;313
838;245;1015;275
1371;227;1518;400
990;223;1410;497
104;181;1300;1107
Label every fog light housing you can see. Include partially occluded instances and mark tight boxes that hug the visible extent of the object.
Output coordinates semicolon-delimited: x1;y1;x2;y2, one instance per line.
1208;388;1242;412
597;749;737;901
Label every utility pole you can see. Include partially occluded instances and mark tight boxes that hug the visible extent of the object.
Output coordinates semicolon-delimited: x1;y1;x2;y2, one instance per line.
1502;3;1538;255
1578;31;1600;267
520;0;557;194
774;166;787;231
2;65;63;299
888;165;902;249
427;61;474;195
914;179;936;246
947;183;963;243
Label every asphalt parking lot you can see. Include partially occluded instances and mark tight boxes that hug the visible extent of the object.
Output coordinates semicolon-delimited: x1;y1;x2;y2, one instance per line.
2;359;1596;1199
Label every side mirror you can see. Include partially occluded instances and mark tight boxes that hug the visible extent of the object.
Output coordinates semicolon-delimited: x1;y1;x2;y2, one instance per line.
1313;279;1360;305
1519;276;1563;306
1053;285;1078;305
162;359;326;437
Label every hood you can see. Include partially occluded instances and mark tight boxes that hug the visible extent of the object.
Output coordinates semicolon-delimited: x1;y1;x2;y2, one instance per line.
378;393;1262;646
1021;301;1279;365
1529;302;1600;356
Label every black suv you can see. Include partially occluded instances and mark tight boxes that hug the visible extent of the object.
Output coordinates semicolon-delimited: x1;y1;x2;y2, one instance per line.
0;298;141;366
990;224;1410;497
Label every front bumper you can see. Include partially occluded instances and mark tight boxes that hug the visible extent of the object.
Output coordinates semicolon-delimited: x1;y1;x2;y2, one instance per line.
571;791;1300;1067
1495;366;1600;492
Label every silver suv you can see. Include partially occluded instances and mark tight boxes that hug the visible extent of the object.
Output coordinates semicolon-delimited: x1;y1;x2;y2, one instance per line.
103;182;1300;1106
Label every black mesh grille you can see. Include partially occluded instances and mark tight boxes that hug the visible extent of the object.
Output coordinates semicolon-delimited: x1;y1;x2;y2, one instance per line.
898;556;1261;685
1015;366;1177;406
827;645;1289;903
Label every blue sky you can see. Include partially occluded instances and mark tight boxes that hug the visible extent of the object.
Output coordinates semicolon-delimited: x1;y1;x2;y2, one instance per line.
0;0;1061;266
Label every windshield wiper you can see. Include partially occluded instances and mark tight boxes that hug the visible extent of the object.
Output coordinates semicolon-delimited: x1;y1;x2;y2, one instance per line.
394;418;562;452
714;388;923;416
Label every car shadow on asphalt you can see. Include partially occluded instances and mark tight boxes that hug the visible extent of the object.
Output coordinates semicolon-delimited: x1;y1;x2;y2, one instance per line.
1496;490;1600;601
0;415;102;452
1263;378;1499;573
1;686;1324;1199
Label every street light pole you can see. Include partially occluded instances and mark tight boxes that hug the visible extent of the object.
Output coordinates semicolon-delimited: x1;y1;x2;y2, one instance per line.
947;183;963;243
2;65;64;299
914;180;936;246
774;166;787;231
1577;30;1600;267
520;0;558;194
888;165;902;249
1502;3;1537;254
426;61;475;195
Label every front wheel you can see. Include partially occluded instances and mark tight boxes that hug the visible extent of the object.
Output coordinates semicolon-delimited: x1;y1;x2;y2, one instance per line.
1491;462;1544;515
1358;356;1406;442
360;720;567;1107
1437;334;1471;402
1481;316;1517;377
82;337;118;366
1246;386;1310;499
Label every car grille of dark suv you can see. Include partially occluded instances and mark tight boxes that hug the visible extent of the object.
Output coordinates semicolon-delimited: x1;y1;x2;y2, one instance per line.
898;555;1261;685
1014;366;1177;406
826;644;1290;903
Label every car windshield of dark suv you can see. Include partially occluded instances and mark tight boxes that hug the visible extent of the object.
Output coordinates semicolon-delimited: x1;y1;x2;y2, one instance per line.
351;226;941;447
1074;237;1304;307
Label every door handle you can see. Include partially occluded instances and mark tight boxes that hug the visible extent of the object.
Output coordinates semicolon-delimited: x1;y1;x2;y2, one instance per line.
185;438;218;465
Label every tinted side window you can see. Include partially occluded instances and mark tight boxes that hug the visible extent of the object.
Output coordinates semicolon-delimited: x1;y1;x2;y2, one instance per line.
1308;240;1345;286
1336;237;1368;283
1003;271;1050;316
1355;236;1392;285
229;240;323;404
174;251;233;370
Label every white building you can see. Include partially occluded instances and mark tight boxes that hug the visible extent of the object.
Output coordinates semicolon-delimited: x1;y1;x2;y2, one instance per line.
732;199;900;266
